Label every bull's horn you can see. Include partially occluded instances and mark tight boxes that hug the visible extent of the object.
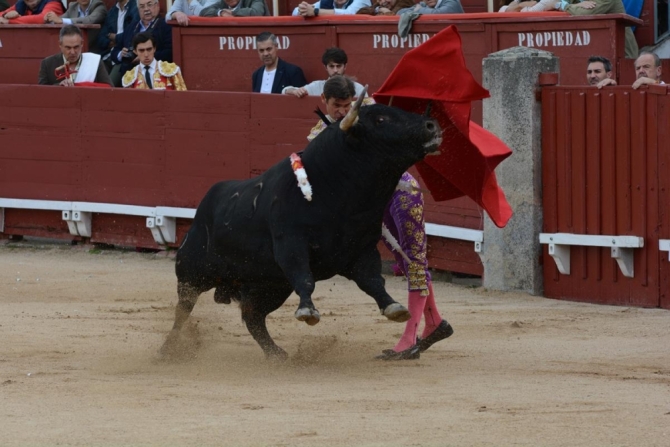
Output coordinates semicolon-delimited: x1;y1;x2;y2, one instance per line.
340;85;368;132
424;100;433;118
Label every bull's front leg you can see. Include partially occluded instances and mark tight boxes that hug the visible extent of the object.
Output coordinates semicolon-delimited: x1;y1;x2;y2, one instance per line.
343;246;411;322
273;236;320;326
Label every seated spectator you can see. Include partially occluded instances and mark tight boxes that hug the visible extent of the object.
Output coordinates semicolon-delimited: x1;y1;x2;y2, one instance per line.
283;47;366;97
98;0;139;72
559;0;638;59
356;0;414;15
38;24;113;86
296;0;370;16
0;0;64;24
200;0;270;16
122;32;187;90
586;55;613;87
110;0;172;86
252;32;307;94
499;0;559;11
397;0;464;14
44;0;108;54
292;0;353;15
0;0;9;12
168;0;217;25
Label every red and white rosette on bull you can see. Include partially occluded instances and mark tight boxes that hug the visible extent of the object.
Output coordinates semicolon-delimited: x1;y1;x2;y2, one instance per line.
289;153;312;201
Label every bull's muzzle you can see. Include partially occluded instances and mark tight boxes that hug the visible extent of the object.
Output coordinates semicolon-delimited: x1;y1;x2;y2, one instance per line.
340;85;368;132
423;119;442;155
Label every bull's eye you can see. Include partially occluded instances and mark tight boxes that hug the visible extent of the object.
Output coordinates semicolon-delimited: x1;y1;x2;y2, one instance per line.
376;116;385;124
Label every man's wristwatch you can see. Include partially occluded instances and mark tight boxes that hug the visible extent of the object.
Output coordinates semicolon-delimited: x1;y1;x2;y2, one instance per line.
313;7;319;16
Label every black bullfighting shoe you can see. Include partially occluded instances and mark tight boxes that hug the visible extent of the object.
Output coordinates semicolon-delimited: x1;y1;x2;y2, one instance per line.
375;345;420;361
417;319;454;353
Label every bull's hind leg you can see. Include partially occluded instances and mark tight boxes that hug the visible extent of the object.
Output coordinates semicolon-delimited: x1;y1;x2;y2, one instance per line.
240;284;293;360
343;246;411;322
159;282;204;357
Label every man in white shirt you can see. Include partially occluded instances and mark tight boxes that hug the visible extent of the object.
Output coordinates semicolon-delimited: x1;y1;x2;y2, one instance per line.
292;0;354;15
283;47;366;98
251;32;307;94
167;0;217;25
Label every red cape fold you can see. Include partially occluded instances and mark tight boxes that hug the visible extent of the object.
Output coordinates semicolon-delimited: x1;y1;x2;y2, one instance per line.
75;82;113;88
373;25;513;228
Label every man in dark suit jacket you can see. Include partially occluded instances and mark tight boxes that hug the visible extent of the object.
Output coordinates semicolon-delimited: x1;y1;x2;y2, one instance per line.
98;0;139;65
38;24;112;86
252;31;307;94
109;0;171;86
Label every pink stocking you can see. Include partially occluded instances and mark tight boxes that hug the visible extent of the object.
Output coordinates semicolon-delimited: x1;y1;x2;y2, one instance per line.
393;290;427;352
421;282;443;338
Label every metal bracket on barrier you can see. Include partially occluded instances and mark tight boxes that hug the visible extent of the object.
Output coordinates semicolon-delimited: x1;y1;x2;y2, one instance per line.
63;210;92;237
0;207;4;233
425;223;484;253
540;233;644;278
146;216;176;245
660;240;670;261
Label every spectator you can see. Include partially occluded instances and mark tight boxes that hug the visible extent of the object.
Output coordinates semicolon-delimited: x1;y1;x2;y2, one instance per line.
283;47;366;97
200;0;270;16
586;55;613;87
499;0;560;11
0;0;64;24
109;0;172;86
44;0;108;54
0;0;9;12
122;32;187;90
592;51;663;89
98;0;139;72
356;0;414;15
296;0;370;16
560;0;638;59
168;0;217;25
292;0;354;15
252;32;307;94
38;24;112;86
397;0;464;14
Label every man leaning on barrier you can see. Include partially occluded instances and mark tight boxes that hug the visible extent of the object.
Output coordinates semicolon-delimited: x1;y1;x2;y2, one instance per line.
283;47;366;98
43;0;108;54
586;55;613;88
200;0;270;17
0;0;64;24
594;51;664;90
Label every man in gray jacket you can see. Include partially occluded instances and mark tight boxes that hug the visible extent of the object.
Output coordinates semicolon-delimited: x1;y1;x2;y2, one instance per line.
43;0;107;53
200;0;270;16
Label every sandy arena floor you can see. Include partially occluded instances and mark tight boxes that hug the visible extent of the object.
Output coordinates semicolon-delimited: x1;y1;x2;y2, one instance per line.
0;241;669;447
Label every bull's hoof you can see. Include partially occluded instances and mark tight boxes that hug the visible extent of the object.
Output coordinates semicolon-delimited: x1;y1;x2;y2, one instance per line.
295;307;321;326
381;303;411;322
265;346;289;362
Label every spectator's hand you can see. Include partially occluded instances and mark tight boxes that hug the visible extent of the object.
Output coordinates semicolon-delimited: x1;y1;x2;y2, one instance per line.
298;2;316;16
108;33;116;47
377;6;391;13
172;11;189;25
596;78;617;89
59;78;75;87
286;87;308;98
574;0;596;8
219;9;233;16
4;11;19;19
632;77;657;89
44;12;63;23
120;47;134;58
0;17;9;24
517;1;538;7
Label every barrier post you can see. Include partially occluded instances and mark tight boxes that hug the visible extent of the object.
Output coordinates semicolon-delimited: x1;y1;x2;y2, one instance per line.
480;46;559;295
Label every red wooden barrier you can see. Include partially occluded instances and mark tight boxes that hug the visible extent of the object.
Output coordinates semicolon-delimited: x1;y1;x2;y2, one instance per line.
0;24;98;84
541;83;670;309
0;84;483;274
172;13;640;95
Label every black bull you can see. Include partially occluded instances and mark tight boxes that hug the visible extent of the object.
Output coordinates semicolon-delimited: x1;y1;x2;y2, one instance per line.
161;102;442;360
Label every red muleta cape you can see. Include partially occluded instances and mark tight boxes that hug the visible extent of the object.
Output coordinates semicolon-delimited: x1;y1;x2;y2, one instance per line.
373;25;513;228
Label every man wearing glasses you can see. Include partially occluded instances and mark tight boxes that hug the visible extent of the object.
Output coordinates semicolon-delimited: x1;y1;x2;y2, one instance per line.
109;0;172;86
